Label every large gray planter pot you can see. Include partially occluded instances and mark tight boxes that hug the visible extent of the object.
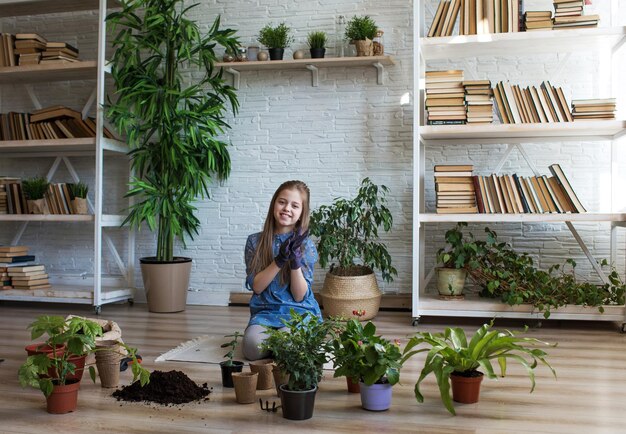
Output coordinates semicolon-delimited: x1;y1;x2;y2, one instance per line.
140;257;192;313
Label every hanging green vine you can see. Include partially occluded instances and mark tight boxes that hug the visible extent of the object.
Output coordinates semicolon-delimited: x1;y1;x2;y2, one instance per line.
439;223;626;318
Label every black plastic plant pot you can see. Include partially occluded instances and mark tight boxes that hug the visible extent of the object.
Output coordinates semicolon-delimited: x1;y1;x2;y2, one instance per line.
310;48;325;59
279;384;317;420
220;361;244;388
268;48;285;61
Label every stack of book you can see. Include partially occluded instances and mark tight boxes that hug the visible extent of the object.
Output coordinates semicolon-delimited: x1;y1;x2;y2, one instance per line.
571;98;616;121
0;267;9;289
435;165;477;214
426;70;466;125
1;179;26;214
524;11;553;31
40;41;79;64
553;0;599;29
464;80;493;124
14;33;47;65
7;264;50;290
493;80;572;124
428;0;523;37
0;245;36;289
472;164;585;214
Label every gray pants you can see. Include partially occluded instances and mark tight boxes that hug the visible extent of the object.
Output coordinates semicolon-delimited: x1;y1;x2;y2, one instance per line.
243;324;288;361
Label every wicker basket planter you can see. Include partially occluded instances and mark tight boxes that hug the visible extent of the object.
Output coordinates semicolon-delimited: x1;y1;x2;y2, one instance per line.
320;269;382;320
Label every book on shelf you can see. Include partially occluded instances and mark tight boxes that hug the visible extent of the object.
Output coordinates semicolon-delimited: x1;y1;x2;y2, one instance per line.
548;163;586;213
434;165;477;214
6;264;45;273
493;80;572;124
427;0;523;37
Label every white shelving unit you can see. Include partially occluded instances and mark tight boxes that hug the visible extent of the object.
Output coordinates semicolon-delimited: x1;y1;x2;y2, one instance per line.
0;0;134;312
413;4;626;327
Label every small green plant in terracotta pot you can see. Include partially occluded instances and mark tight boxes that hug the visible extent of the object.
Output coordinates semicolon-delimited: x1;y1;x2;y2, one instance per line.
401;321;556;415
258;22;294;60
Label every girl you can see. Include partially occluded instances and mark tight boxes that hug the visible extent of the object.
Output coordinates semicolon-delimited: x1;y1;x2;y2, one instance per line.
242;180;321;360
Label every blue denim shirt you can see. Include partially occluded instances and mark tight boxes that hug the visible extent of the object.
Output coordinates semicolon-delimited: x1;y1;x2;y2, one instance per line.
245;231;321;328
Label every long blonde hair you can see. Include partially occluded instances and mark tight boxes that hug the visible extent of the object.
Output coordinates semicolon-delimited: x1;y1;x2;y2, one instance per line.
250;180;311;284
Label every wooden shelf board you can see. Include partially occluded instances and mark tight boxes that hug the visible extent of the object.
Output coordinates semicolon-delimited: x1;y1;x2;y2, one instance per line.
419;120;626;144
419;213;626;223
0;0;119;17
417;294;626;321
0;213;126;224
0;61;97;84
0;138;126;155
215;55;395;71
421;26;626;60
0;284;133;303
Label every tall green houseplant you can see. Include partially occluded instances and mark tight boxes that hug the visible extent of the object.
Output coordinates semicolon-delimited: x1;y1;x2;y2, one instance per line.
106;0;239;261
106;0;240;312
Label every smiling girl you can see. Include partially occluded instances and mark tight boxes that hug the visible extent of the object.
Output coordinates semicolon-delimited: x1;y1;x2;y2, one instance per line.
242;180;321;360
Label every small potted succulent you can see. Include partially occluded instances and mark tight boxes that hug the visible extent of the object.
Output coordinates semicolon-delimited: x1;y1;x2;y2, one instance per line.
345;15;378;56
68;181;89;215
219;331;243;388
258;22;294;60
331;313;402;411
307;31;327;59
261;309;333;420
401;321;556;415
21;176;50;214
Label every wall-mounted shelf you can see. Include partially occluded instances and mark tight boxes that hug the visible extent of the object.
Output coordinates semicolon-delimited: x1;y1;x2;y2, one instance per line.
420;120;626;145
215;55;395;88
421;26;626;60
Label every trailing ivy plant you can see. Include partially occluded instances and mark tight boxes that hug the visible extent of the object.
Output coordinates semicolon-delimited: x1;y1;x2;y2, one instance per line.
309;178;397;282
106;0;240;262
442;223;626;318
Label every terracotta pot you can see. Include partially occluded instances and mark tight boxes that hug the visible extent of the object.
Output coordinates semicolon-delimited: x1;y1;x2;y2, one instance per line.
346;376;360;393
46;353;87;382
272;365;290;396
451;371;484;404
249;359;274;390
140;257;192;313
354;39;373;56
437;268;467;296
25;343;65;357
232;372;258;404
46;379;80;414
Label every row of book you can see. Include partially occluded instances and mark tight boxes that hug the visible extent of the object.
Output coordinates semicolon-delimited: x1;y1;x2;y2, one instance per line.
0;106;114;141
493;80;572;124
434;163;586;214
428;0;524;37
0;179;85;215
0;33;79;67
0;246;48;290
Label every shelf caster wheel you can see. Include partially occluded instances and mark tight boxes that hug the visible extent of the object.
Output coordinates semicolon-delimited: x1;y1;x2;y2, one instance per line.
128;298;134;306
621;323;626;333
94;305;102;315
412;317;420;326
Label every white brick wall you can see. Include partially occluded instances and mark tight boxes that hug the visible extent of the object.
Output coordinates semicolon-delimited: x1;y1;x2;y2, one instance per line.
0;1;624;306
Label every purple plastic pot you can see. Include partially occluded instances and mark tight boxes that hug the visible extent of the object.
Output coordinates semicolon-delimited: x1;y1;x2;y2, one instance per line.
359;381;393;411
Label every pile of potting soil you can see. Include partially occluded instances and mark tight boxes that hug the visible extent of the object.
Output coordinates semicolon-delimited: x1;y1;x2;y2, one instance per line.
113;370;211;405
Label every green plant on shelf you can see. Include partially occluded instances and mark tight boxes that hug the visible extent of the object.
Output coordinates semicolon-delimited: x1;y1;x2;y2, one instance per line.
68;181;89;199
21;176;49;200
258;22;294;49
344;15;378;41
307;31;327;49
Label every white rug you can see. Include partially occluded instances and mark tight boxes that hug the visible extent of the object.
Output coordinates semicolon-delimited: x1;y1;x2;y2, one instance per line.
155;335;244;364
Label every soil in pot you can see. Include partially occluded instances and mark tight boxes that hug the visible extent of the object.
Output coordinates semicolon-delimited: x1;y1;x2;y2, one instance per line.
112;370;211;404
220;361;244;388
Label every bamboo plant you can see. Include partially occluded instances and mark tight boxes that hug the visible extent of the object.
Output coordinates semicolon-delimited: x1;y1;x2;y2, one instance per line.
106;0;240;261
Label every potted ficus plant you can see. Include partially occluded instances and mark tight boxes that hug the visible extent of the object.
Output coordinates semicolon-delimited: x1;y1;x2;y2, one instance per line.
18;315;102;414
436;222;482;298
400;321;556;415
261;309;334;420
106;0;240;312
310;177;397;320
307;31;327;59
68;181;89;215
21;176;49;214
219;331;243;388
331;312;402;411
345;15;378;56
258;22;294;60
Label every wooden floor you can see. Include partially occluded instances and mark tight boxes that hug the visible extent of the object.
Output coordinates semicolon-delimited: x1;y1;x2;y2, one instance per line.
1;302;625;433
